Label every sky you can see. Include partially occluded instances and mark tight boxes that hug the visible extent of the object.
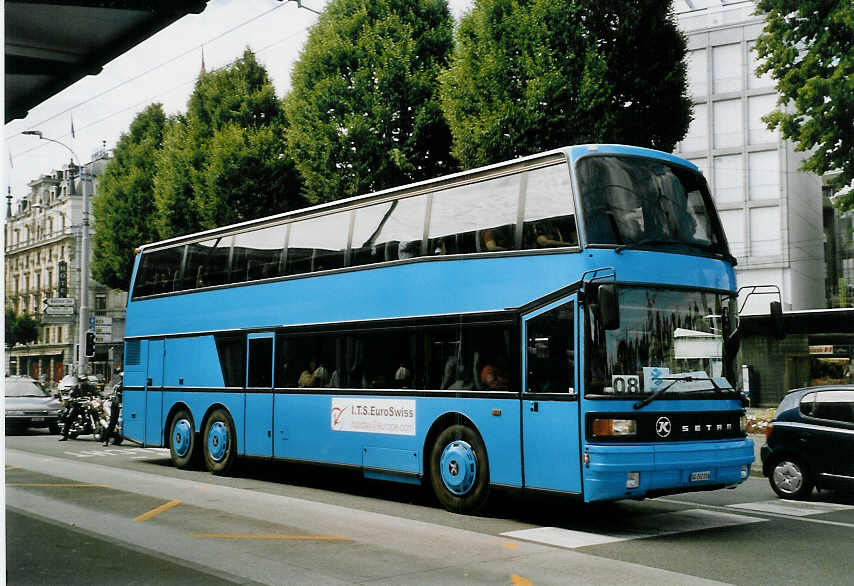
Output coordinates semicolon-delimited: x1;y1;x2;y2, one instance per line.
3;0;473;204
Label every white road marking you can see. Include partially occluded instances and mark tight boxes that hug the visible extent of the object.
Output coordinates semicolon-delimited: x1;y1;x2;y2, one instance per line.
727;499;854;517
502;509;765;549
64;447;170;459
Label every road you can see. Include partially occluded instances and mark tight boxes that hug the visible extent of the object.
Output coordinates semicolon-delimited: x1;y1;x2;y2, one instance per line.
6;430;854;585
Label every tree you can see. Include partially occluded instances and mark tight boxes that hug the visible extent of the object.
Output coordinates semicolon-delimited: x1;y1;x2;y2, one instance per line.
5;308;39;348
754;0;854;210
92;104;167;290
285;0;456;204
440;0;692;168
154;49;302;238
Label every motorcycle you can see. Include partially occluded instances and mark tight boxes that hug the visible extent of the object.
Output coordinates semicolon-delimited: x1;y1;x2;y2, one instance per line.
59;394;106;441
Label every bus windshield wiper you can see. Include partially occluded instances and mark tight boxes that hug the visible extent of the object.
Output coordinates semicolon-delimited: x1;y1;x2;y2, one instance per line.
615;238;677;254
633;374;728;410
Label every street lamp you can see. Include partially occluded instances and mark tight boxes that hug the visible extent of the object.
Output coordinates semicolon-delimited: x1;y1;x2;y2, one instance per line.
22;130;91;377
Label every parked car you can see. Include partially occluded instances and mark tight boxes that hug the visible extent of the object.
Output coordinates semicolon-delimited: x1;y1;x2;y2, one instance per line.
4;376;63;434
761;385;854;499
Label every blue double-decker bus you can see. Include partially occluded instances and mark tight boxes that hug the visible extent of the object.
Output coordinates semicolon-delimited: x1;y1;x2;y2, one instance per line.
122;144;757;513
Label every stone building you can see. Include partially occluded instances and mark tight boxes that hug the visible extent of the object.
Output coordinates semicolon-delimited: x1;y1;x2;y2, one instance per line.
4;147;126;386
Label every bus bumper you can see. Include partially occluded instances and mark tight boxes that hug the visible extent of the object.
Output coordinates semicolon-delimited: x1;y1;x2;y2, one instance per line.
583;438;754;502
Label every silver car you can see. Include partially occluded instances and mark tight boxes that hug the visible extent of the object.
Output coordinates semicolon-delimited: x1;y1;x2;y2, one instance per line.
5;376;62;434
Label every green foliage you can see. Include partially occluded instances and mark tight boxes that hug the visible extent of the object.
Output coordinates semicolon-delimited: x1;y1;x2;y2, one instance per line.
441;0;692;168
754;0;854;210
153;49;302;239
285;0;456;204
5;308;39;347
92;104;167;290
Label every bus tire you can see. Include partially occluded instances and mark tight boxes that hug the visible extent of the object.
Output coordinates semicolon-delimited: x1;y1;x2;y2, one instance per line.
203;408;236;475
169;409;198;470
429;424;490;514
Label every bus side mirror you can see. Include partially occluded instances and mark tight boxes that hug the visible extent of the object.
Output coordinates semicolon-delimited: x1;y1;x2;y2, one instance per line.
598;283;620;330
770;300;785;340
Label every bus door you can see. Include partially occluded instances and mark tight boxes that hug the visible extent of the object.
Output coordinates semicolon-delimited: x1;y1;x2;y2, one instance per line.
521;296;582;493
145;339;165;446
245;333;274;457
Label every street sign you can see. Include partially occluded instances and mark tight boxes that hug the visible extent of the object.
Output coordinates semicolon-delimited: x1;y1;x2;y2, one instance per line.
94;316;112;325
45;297;75;307
44;306;74;316
89;316;96;326
41;315;74;324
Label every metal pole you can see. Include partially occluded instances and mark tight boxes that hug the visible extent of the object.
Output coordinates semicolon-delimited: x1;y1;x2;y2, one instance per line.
77;164;89;375
21;130;90;375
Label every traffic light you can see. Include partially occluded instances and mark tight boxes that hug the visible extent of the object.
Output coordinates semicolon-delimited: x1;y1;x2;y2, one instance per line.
85;331;96;358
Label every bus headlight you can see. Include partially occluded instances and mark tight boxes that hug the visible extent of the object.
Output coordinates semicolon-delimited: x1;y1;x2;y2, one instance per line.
591;418;637;438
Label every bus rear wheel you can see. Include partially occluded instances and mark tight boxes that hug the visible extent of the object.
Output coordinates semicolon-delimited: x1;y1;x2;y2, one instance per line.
203;408;236;475
169;409;198;469
429;424;490;514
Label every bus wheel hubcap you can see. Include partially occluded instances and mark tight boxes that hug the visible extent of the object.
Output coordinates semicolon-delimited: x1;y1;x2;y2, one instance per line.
440;440;477;495
208;421;228;462
172;419;191;457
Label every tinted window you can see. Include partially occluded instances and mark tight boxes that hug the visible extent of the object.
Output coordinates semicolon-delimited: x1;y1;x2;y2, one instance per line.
578;155;726;254
247;337;273;388
351;198;427;266
231;224;286;283
286;211;351;275
521;163;577;249
274;321;515;391
133;247;185;297
527;301;575;394
428;174;521;255
811;390;854;424
215;334;245;387
184;237;231;289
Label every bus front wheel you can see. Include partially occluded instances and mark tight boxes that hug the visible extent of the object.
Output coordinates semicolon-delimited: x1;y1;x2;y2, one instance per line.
169;409;198;469
429;424;490;514
203;408;236;475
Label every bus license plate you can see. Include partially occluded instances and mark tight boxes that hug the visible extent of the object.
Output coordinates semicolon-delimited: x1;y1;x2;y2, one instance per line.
32;417;44;422
690;471;711;482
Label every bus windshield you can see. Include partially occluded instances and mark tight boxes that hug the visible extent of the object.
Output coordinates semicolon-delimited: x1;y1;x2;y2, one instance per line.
585;286;738;397
577;155;728;257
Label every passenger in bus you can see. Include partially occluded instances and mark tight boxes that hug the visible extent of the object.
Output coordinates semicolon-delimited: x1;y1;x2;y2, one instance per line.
479;226;511;251
398;240;420;259
394;365;411;388
533;218;577;248
298;359;327;388
480;363;509;389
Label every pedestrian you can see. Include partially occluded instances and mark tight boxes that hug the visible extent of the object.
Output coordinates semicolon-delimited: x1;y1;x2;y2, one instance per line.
103;371;123;446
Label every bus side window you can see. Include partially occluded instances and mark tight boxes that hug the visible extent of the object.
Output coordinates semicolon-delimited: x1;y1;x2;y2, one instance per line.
428;173;520;255
520;163;577;250
351;198;426;268
526;302;575;394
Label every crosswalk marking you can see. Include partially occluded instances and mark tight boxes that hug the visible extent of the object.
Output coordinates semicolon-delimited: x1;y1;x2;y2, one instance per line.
501;509;765;549
727;499;854;517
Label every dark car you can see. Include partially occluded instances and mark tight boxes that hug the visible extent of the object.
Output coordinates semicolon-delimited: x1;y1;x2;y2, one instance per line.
4;376;63;434
761;385;854;499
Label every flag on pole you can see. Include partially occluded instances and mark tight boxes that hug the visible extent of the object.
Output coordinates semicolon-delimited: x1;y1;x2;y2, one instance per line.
70;113;76;138
200;46;206;75
9;150;14;168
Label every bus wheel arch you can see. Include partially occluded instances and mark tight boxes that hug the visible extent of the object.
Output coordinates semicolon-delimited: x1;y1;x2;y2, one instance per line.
425;413;490;514
201;405;237;476
166;403;199;470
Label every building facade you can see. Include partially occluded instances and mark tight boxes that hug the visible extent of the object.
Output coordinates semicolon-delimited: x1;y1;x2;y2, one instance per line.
4;147;126;387
674;0;826;314
674;1;854;405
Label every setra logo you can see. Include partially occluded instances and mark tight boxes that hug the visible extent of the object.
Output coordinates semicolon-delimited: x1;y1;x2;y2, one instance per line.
655;416;672;438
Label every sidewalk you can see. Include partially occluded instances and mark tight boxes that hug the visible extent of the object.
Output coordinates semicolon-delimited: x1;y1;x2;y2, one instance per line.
748;434;765;477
